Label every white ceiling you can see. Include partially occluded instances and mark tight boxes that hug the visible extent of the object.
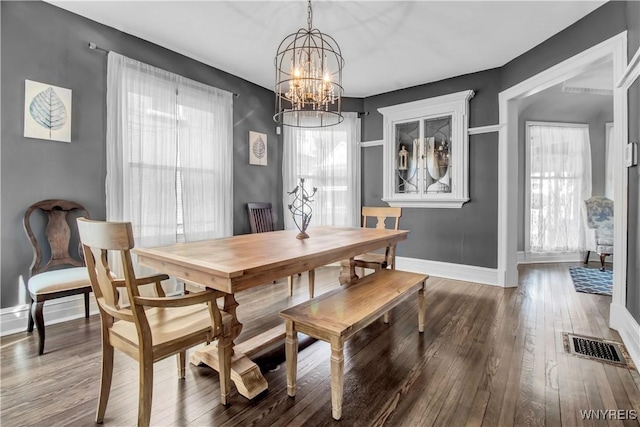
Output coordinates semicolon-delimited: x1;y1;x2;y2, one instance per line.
48;1;607;97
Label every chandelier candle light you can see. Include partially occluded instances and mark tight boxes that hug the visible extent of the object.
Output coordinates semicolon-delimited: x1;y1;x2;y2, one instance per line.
288;178;317;239
274;0;344;128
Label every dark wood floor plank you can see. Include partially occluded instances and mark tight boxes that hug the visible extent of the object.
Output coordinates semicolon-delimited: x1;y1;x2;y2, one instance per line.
2;264;639;427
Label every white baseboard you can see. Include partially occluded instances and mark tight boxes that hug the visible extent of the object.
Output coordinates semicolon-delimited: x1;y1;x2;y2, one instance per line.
517;251;583;264
395;256;501;287
0;294;100;337
609;303;640;370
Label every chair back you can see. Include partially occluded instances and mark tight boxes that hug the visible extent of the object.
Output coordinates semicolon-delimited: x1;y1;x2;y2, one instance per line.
583;197;614;229
248;202;276;233
24;199;89;277
362;206;402;230
77;218;137;321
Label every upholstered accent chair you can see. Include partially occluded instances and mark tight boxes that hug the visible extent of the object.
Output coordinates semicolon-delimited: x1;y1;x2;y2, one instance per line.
583;197;614;271
23;199;92;354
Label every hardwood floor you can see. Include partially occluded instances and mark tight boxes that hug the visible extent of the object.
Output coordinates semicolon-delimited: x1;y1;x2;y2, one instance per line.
1;263;639;426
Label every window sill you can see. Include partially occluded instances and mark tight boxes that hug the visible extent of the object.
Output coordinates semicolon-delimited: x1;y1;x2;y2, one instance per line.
382;197;470;209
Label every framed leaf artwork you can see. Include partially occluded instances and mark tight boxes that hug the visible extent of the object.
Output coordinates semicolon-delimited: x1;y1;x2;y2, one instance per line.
249;131;267;166
24;80;72;143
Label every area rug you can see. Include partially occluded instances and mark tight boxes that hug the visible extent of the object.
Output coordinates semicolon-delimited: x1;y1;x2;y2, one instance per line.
569;267;613;296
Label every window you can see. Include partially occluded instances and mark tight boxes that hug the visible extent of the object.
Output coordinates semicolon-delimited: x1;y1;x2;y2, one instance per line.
106;52;233;251
526;122;592;253
282;112;360;229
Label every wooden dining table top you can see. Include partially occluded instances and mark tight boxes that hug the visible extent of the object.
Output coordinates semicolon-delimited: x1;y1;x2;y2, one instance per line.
134;226;409;294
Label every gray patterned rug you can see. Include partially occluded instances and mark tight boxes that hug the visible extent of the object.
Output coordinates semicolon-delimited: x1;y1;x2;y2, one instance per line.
569;267;613;296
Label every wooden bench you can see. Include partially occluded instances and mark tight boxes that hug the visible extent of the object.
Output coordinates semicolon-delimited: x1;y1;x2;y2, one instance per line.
279;269;428;420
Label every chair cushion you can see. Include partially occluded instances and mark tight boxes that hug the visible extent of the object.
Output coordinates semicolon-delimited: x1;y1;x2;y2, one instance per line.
110;304;213;349
28;267;90;295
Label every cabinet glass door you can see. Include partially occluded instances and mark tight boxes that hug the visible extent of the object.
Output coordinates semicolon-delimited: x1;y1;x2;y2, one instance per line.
422;116;452;194
395;121;420;194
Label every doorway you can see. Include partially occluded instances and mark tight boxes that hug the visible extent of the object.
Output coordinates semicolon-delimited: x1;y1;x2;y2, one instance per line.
497;33;628;315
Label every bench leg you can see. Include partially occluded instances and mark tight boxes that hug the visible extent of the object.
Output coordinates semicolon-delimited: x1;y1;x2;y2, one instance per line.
285;320;298;397
383;312;390;324
418;281;425;333
330;336;345;420
288;276;294;297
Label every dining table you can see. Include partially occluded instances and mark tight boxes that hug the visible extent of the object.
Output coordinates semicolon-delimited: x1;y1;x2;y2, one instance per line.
133;225;409;401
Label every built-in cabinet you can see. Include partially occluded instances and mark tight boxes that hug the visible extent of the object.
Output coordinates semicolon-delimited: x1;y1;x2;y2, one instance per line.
379;90;474;208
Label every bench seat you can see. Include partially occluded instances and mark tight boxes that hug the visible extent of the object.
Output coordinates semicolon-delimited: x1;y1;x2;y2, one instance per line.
280;269;428;420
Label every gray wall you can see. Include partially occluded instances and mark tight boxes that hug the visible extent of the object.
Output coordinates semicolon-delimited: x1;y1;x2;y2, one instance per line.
360;1;630;272
362;69;500;268
1;1;281;308
516;87;613;251
626;0;640;322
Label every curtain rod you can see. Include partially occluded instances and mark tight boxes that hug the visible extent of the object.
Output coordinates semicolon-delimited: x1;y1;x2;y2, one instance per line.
88;42;240;97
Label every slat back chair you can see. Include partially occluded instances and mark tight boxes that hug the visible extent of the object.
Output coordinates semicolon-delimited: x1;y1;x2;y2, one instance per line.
247;202;314;298
355;206;403;272
23;199;91;354
247;202;276;233
77;218;232;427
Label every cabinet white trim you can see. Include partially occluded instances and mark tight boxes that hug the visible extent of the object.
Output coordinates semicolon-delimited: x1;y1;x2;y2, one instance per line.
379;90;474;209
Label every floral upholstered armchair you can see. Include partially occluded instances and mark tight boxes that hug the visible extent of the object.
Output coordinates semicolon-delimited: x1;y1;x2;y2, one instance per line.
583;197;614;271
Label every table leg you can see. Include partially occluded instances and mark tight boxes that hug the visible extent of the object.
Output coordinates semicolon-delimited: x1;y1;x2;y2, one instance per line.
339;257;359;285
190;293;268;400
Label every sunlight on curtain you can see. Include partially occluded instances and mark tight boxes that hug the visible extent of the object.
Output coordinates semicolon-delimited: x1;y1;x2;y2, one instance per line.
528;123;592;253
605;123;614;200
282;112;359;229
106;52;233;286
178;80;233;241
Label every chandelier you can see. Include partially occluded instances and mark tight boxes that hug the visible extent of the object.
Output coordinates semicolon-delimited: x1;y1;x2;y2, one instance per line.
273;0;344;128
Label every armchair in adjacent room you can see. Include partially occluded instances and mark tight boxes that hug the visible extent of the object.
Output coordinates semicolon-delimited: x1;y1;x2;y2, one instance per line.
583;196;614;271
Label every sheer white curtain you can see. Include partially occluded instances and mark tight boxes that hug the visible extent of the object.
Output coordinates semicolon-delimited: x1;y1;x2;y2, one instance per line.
178;80;233;241
282;112;359;229
528;123;592;253
605;123;615;200
106;51;233;260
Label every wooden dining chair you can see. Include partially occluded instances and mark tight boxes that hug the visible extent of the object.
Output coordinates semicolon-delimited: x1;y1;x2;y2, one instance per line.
247;202;315;298
354;206;402;324
77;218;232;427
23;199;92;355
354;206;403;275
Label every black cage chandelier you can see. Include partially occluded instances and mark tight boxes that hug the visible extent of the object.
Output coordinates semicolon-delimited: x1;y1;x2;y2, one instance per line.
274;0;344;128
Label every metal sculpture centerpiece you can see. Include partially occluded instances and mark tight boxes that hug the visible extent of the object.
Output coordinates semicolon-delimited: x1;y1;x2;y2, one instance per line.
288;178;317;239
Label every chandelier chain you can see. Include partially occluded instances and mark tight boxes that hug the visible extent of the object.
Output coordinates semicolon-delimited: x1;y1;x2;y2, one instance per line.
307;0;312;31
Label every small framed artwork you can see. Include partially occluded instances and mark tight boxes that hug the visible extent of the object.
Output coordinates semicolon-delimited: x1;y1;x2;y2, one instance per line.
24;79;72;143
249;131;267;165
